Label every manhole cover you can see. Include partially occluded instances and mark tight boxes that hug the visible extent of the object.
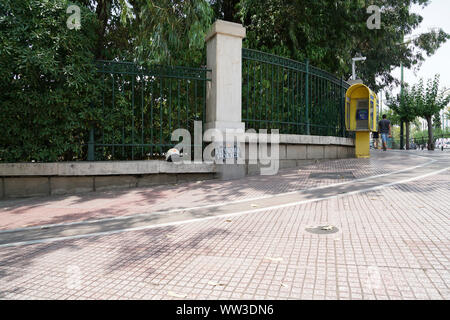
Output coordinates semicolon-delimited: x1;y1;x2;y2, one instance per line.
309;172;355;179
305;225;339;234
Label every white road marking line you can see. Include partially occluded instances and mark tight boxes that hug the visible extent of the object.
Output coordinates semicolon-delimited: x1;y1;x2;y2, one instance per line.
0;155;437;235
0;165;447;248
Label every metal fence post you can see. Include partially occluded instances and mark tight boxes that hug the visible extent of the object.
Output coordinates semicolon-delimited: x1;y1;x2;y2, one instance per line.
340;77;342;135
400;120;404;150
305;59;310;135
88;127;95;161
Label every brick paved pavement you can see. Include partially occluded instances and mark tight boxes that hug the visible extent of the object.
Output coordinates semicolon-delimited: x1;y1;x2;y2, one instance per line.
0;152;431;230
0;151;448;300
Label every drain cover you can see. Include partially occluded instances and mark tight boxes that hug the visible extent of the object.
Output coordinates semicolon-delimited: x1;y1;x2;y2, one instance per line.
309;172;355;179
305;225;339;234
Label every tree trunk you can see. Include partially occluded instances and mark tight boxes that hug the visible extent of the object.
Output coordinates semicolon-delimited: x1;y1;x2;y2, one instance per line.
400;120;404;149
222;0;240;22
405;122;410;150
426;116;434;150
95;0;112;60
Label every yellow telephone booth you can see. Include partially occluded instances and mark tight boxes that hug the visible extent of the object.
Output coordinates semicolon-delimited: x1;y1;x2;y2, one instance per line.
345;84;377;158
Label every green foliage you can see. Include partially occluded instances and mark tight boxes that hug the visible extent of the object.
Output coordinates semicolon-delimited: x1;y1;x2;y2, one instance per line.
445;105;450;117
242;52;347;137
0;0;100;162
384;108;401;126
406;74;450;149
413;127;450;140
432;111;442;129
411;75;450;119
385;85;417;124
135;0;213;66
2;0;449;161
236;0;449;91
0;0;213;162
390;124;401;140
88;0;214;65
95;62;207;160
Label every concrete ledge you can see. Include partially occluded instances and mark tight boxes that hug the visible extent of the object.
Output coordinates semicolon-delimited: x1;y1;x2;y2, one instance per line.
4;177;50;198
51;177;94;195
245;143;287;160
95;176;138;192
0;160;217;198
243;134;353;162
324;145;338;159
137;174;177;187
0;134;354;198
286;145;307;160
242;133;354;146
1;173;216;198
337;146;355;159
159;162;216;174
282;134;353;146
307;145;325;160
0;161;216;177
176;173;215;184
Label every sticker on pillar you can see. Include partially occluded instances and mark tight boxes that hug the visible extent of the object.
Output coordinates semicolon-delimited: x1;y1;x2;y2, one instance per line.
215;144;240;162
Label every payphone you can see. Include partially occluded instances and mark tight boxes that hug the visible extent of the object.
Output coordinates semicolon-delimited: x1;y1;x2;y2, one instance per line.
345;84;377;158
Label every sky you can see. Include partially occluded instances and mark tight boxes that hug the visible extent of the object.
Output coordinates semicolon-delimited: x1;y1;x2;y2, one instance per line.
380;0;450;114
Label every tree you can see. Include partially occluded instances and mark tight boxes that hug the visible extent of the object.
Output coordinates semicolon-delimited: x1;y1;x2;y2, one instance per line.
386;86;417;149
0;0;101;162
77;0;214;65
409;75;450;150
384;108;401;126
2;0;450;161
235;0;449;91
0;0;214;162
432;111;442;129
211;0;241;22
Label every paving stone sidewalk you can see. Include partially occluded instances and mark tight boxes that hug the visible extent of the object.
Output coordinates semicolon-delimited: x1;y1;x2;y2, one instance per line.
0;152;429;230
0;151;448;300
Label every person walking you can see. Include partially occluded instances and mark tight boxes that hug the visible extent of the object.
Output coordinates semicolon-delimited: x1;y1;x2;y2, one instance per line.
378;114;391;151
372;131;379;149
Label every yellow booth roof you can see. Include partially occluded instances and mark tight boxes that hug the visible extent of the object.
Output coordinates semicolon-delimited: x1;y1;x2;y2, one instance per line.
346;83;376;99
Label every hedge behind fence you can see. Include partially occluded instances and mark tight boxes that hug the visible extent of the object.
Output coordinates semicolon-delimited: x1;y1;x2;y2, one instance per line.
0;0;101;162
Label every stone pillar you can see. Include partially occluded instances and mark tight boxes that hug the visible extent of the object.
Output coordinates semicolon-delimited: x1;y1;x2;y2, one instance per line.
205;20;246;132
204;20;247;180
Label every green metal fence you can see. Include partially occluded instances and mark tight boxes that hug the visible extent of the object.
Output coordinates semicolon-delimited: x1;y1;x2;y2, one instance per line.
90;51;350;161
242;48;350;137
90;61;210;160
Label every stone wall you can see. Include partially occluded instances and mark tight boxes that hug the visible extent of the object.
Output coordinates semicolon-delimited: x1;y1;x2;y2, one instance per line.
0;161;216;199
243;134;354;176
0;134;354;198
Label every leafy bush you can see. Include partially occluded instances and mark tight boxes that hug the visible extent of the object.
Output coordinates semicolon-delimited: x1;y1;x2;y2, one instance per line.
0;0;100;162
